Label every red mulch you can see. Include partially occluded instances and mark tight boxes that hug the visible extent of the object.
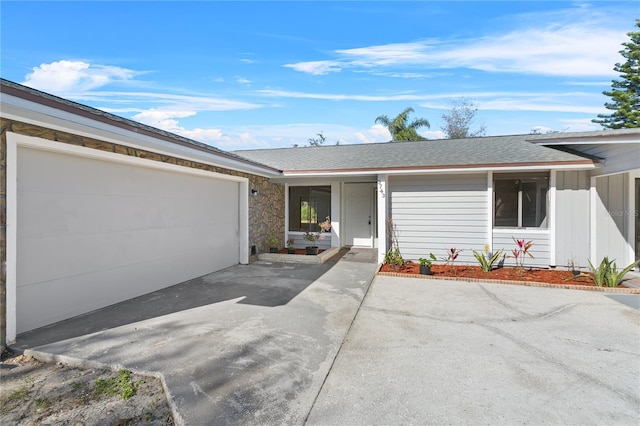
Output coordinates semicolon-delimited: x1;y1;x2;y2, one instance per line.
379;262;629;288
276;248;325;255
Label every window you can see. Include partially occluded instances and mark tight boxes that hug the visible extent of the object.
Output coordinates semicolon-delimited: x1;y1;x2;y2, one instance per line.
289;186;331;232
494;173;548;228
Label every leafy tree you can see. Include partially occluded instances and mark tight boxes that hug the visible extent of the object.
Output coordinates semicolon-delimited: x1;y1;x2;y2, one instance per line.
375;107;430;141
308;132;326;146
592;19;640;129
441;98;486;139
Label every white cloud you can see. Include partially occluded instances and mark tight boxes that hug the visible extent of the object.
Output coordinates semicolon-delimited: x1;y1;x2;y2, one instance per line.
286;14;626;78
284;60;343;75
368;124;391;141
22;60;141;95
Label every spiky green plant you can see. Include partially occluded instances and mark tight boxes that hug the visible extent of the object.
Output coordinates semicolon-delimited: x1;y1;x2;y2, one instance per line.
579;257;640;287
473;247;504;273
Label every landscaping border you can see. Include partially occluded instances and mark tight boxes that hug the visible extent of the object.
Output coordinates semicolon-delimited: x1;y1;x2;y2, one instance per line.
376;266;640;294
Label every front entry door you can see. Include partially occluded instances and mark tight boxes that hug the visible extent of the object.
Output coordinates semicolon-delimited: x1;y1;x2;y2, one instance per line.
344;183;376;247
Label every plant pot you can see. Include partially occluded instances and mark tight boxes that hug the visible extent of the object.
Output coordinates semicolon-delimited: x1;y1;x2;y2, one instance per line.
305;246;319;255
269;247;278;253
419;265;433;275
288;248;296;254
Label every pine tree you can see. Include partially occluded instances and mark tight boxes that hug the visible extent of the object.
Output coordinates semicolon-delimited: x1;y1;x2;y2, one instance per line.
592;20;640;129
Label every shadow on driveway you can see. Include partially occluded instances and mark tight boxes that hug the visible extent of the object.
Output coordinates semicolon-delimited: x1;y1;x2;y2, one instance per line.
14;250;349;349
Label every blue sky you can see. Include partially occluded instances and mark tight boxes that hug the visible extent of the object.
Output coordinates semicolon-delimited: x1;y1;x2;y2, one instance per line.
1;1;637;149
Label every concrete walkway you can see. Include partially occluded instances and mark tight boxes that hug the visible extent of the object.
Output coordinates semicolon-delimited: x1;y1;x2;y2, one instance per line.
16;248;379;425
307;276;640;425
13;254;640;425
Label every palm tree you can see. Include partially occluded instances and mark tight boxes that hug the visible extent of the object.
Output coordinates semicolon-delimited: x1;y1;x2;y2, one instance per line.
375;107;430;141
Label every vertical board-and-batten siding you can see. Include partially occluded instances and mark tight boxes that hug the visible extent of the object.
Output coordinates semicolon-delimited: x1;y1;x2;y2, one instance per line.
555;170;590;268
594;173;629;263
389;174;487;264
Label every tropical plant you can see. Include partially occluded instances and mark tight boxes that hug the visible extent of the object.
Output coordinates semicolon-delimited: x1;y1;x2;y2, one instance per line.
592;19;640;129
303;217;331;244
384;218;405;269
577;257;640;287
441;248;462;274
286;238;295;248
510;237;534;272
441;98;486;139
473;245;504;273
266;236;279;247
419;253;437;267
375;107;430;141
384;247;405;269
442;248;461;264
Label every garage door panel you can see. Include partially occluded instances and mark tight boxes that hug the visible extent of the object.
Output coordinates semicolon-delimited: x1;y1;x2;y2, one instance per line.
17;247;230;332
17;146;242;333
18;224;234;286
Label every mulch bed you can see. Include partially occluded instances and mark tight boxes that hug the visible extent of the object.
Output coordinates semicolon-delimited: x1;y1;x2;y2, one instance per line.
378;262;640;293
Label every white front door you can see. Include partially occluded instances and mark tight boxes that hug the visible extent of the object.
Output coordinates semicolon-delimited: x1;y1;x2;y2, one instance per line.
344;183;376;247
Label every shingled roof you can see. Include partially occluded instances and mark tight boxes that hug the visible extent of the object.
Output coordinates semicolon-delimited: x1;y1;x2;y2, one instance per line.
234;134;599;174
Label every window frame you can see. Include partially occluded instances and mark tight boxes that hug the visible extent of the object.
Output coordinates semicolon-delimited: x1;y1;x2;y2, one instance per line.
493;172;549;229
288;185;331;232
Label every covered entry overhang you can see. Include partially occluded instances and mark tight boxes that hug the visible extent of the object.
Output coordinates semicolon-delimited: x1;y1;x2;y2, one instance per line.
270;173;380;252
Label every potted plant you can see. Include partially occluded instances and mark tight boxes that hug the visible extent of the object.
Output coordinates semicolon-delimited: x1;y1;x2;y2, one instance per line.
303;217;331;255
266;236;279;253
418;253;437;275
286;238;295;254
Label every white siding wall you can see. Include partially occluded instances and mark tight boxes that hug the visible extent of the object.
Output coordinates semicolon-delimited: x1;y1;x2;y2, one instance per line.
389;174;487;264
492;231;550;268
555;171;590;268
594;173;630;264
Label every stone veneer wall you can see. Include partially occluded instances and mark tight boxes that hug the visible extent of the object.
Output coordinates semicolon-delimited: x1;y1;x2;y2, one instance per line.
0;118;284;348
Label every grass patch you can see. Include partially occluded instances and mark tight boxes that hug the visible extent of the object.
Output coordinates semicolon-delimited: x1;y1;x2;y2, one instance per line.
0;385;30;414
93;370;141;400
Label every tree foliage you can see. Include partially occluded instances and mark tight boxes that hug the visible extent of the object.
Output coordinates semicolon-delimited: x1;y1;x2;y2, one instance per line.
440;98;486;139
592;19;640;129
308;132;326;146
375;107;430;141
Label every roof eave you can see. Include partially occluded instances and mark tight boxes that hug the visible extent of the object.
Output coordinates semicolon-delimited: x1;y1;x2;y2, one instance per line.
1;79;282;176
279;160;598;177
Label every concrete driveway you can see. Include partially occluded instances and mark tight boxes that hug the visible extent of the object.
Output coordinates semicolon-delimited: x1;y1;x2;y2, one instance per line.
14;253;640;425
307;276;640;425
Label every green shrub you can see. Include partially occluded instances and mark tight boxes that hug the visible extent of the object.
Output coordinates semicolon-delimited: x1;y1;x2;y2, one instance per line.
577;257;640;287
472;248;504;272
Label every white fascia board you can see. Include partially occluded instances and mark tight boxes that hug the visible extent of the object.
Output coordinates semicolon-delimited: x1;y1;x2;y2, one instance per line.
279;163;597;178
533;135;640;145
0;94;280;178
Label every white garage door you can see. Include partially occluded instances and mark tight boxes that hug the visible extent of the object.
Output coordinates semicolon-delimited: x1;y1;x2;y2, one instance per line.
17;146;241;333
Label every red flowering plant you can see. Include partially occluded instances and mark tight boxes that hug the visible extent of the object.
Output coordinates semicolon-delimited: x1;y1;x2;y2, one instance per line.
510;237;534;275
